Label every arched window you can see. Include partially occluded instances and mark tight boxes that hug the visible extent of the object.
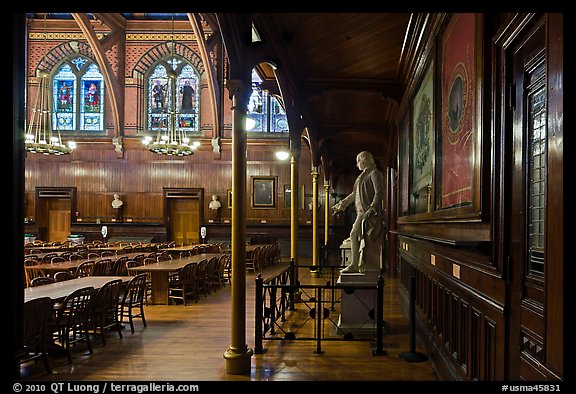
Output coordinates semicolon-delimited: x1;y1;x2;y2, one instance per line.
52;56;104;132
147;57;200;133
247;69;288;134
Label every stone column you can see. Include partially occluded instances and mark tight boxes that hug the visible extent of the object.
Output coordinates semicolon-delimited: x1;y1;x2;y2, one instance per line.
324;181;330;246
223;79;253;374
311;168;319;271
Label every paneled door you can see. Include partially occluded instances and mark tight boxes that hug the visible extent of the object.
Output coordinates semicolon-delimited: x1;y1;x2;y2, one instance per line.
170;198;200;245
506;15;563;381
47;199;71;242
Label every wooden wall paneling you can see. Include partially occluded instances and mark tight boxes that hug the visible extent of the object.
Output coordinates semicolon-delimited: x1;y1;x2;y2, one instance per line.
470;308;481;380
483;317;497;380
459;300;469;376
397;235;506;380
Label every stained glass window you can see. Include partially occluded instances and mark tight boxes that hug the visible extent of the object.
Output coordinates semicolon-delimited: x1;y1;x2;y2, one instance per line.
147;58;200;133
247;69;288;134
527;63;547;276
52;57;104;132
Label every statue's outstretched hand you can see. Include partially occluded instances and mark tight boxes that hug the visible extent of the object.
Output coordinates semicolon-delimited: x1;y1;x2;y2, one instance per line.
332;202;342;215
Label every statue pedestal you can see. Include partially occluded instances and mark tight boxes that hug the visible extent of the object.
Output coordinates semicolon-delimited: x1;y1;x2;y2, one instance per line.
337;268;381;339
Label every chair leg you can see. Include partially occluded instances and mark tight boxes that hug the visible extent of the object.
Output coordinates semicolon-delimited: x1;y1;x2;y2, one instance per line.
140;304;147;327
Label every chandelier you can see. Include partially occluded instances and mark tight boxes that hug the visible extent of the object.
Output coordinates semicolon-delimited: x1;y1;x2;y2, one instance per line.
142;14;199;156
25;14;76;156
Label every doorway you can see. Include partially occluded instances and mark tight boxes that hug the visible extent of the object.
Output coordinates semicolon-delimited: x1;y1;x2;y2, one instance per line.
35;187;76;243
505;15;563;380
164;188;203;245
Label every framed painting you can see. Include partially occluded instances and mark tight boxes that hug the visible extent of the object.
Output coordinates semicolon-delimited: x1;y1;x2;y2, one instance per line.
251;176;277;208
284;184;305;209
398;112;410;217
437;13;480;212
410;58;435;214
227;189;232;208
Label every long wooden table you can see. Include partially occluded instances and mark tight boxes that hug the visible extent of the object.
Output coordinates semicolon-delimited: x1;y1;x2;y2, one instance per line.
24;252;145;277
24;276;132;303
129;253;223;305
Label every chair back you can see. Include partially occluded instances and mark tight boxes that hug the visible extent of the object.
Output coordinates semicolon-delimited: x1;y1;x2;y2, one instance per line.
51;256;66;264
23;297;53;344
91;279;122;316
54;271;75;282
111;256;129;276
75;260;95;278
24;259;43;287
30;276;56;287
56;286;94;327
121;273;147;305
91;258;113;276
178;262;198;284
125;259;142;275
22;296;53;372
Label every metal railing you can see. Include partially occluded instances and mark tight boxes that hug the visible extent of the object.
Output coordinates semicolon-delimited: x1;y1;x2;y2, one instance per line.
254;259;386;355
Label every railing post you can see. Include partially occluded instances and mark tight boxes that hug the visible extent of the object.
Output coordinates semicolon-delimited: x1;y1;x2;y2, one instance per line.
269;279;277;335
314;286;324;354
254;273;264;354
372;275;387;356
289;258;296;310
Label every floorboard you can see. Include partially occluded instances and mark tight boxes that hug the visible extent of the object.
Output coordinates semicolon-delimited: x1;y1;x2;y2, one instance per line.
19;259;439;383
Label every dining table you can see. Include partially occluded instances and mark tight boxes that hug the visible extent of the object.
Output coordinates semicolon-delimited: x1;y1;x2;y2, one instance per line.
129;253;223;305
24;252;145;277
24;276;132;303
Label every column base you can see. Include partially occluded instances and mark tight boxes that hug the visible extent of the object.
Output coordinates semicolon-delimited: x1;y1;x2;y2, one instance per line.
223;346;253;375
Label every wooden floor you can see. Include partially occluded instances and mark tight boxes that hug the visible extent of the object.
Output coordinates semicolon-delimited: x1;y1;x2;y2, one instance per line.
19;258;440;382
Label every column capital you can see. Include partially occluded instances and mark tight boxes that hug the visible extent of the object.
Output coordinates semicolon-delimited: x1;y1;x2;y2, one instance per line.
225;79;251;101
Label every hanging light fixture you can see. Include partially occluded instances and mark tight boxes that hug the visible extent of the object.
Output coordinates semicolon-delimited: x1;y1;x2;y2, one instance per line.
25;14;76;155
143;14;200;156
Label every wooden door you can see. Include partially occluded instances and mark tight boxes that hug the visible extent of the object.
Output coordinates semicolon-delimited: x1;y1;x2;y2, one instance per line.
170;199;200;245
507;16;562;381
47;199;71;242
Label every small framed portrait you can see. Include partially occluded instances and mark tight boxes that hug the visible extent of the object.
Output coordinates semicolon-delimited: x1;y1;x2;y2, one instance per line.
251;176;277;208
227;189;233;208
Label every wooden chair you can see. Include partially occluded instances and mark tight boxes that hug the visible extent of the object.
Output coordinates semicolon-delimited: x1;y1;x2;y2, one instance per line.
24;259;44;287
30;277;56;287
91;258;113;276
206;256;221;292
19;297;53;375
54;271;75;282
195;259;210;296
246;246;261;272
51;256;66;264
168;262;199;305
89;279;123;346
156;252;172;262
125;259;142;276
118;273;148;334
75;260;95;278
111;256;129;276
40;253;58;265
50;286;95;363
218;254;231;285
68;253;84;261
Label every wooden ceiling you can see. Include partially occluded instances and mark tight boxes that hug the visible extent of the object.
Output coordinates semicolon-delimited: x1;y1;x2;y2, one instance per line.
234;13;413;183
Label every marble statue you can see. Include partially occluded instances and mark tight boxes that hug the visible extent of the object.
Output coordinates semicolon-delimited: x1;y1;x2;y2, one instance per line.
332;151;384;274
